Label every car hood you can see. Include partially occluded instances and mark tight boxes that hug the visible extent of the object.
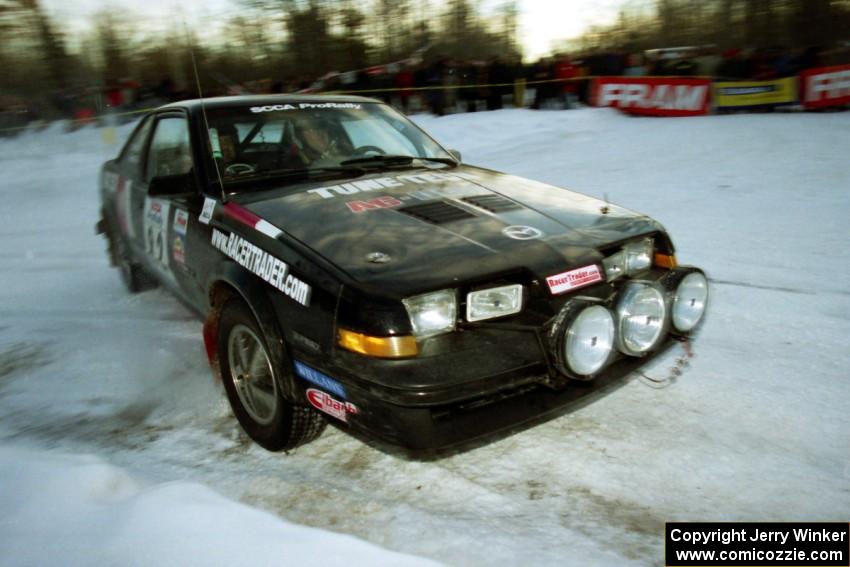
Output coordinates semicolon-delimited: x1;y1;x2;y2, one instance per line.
236;165;665;295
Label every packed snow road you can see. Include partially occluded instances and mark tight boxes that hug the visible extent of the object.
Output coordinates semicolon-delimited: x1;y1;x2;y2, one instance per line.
1;108;848;566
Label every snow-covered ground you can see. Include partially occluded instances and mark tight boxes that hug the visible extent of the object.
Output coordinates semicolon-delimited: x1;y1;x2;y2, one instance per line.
0;108;848;566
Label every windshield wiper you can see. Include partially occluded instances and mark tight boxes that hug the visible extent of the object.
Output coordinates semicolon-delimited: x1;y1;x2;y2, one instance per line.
339;155;457;167
223;165;366;186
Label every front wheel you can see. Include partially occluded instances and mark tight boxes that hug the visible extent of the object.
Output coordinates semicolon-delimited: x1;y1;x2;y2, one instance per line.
218;298;326;451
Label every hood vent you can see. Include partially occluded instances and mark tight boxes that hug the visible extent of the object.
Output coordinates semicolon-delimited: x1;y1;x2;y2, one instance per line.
398;201;476;224
462;194;523;213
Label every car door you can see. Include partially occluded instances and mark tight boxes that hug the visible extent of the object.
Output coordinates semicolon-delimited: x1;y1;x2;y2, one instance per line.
108;115;154;249
133;111;207;312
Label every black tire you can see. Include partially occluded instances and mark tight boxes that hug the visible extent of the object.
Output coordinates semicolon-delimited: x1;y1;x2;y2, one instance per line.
218;297;326;451
103;215;157;293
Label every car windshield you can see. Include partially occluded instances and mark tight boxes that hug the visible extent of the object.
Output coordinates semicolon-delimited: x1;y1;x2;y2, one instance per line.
203;101;455;187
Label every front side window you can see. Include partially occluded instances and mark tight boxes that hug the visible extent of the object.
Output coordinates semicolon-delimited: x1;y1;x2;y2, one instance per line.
146;116;192;182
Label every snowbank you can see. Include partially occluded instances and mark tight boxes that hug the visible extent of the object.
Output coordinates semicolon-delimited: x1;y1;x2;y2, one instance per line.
0;446;439;567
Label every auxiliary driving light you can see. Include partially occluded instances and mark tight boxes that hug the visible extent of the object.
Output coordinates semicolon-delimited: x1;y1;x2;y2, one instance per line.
672;271;708;332
552;301;616;379
616;282;667;355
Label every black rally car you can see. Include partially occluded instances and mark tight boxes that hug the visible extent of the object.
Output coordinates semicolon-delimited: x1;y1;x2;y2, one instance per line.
97;95;708;453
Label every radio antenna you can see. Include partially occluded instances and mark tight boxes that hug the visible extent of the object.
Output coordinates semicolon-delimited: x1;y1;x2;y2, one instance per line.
180;10;227;203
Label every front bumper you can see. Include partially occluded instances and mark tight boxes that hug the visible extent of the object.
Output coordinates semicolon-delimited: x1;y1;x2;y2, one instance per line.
294;266;704;454
331;338;681;455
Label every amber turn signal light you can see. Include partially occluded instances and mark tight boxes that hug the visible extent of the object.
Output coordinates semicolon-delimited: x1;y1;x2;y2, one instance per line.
654;253;677;269
337;329;419;358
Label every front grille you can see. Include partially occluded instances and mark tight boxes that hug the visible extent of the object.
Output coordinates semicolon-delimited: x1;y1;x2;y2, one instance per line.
462;194;523;213
398;201;476;224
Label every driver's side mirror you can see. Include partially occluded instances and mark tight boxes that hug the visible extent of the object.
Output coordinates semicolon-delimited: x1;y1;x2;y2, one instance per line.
148;171;196;198
448;149;462;162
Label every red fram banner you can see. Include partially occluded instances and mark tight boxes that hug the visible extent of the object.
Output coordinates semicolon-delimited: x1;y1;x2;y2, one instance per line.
591;76;712;117
800;64;850;109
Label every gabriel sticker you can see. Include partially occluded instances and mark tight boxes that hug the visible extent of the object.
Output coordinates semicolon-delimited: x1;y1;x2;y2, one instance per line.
546;264;603;295
306;389;358;422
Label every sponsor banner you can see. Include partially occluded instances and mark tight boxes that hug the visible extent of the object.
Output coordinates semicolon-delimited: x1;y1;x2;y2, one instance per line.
210;228;311;306
546;264;603;295
714;77;797;108
293;361;346;399
592;76;711;116
665;522;849;566
800;64;850;109
306;388;358;422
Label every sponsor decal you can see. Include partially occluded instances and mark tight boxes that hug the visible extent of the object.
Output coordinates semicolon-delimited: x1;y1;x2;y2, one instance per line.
592;77;710;116
713;77;797;108
293;361;346;398
307;171;480;199
346;195;403;213
143;197;171;270
211;228;311;306
502;225;544;240
306;388;358;422
173;209;189;236
801;64;850;109
546;264;603;295
199;197;216;225
250;102;362;113
222;202;283;239
172;234;185;264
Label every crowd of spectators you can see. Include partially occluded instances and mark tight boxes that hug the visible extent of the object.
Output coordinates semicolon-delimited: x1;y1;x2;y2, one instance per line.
2;42;848;135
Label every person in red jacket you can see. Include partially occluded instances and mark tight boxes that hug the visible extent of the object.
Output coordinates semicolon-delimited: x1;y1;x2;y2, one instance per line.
553;54;578;108
394;65;414;113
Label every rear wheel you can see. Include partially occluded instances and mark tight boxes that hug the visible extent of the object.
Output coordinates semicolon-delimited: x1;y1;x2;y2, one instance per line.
218;297;326;451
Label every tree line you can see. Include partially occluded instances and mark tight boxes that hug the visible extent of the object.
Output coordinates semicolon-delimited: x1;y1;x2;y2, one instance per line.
565;0;850;55
1;0;848;117
0;0;519;110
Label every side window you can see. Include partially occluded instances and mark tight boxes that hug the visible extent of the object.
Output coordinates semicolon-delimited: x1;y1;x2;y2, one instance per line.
145;116;192;182
119;116;154;175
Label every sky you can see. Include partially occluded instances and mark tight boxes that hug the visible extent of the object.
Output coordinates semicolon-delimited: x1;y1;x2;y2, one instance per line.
41;0;628;61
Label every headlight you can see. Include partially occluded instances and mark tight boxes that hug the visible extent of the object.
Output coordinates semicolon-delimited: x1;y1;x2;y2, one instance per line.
624;237;653;273
616;282;667;355
672;271;708;332
602;237;654;281
466;284;523;322
602;250;625;281
402;289;457;338
564;305;616;377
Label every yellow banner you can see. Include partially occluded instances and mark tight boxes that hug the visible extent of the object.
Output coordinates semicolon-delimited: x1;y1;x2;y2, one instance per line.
714;77;797;108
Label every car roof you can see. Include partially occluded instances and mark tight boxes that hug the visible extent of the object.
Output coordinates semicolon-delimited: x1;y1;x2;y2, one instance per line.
160;94;383;114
